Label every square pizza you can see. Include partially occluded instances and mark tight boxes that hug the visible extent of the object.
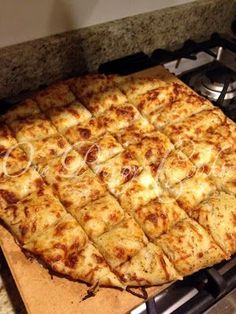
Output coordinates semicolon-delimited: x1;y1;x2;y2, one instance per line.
156;218;226;276
21;134;71;165
115;117;155;147
37;149;87;186
94;214;148;268
46;101;91;133
0;186;66;244
163;108;226;144
9;113;57;142
150;95;213;129
68;74;116;101
77;133;124;167
95;150;143;192
115;76;166;101
35;81;76;111
70;193;125;240
133;82;188;117
169;172;216;214
0;167;44;212
84;87;127;115
2;98;40;123
134;196;188;240
116;243;180;286
56;168;106;210
192;191;236;256
150;149;194;188
128;131;174;167
64;117;107;145
0;146;29;177
113;169;162;212
0;123;18;152
24;214;122;287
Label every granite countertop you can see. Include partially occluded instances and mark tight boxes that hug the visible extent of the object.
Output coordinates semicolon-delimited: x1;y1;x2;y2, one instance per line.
0;249;26;314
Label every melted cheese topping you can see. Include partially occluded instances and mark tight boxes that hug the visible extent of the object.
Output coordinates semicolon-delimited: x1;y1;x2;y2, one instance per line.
35;81;75;111
21;135;71;164
116;76;166;101
95;214;148;268
95;150;143;191
9;113;57;142
0;146;29;177
71;193;125;239
117;243;180;286
115;117;154;147
156;218;226;275
86;87;127;115
114;169;162;212
0;124;18;151
0;167;44;211
134;197;187;240
164;109;226;144
2;99;40;123
78;133;124;166
0;186;66;244
46;101;92;133
192;191;236;256
68;74;116;100
152;96;213;128
57;169;106;210
169;172;216;214
151;150;194;188
38;149;87;185
129;131;174;166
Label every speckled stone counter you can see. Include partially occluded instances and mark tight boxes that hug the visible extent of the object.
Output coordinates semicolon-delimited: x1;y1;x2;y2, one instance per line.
0;0;235;99
0;250;26;314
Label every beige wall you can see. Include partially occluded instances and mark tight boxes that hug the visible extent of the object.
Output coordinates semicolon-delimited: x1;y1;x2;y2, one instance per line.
0;0;195;48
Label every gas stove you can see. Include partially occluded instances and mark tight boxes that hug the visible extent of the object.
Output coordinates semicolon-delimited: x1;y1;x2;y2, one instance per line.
99;33;236;314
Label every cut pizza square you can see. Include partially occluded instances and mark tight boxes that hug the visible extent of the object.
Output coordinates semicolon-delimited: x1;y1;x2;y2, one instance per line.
64;117;107;146
0;167;44;211
191;191;236;256
0;186;66;244
70;193;125;240
99;102;141;133
156;218;226;276
113;169;162;212
35;81;76;111
68;74;116;101
150;149;194;188
84;87;128;115
77;133;124;166
46;101;92;133
211;149;236;195
37;149;87;186
21;134;71;165
163;108;226;144
9;113;57;142
151;94;213;129
133;82;189;117
134;196;188;240
115;76;166;101
115;117;155;147
0;123;18;151
94;214;148;268
116;243;180;286
0;146;29;177
1;98;40;123
128;131;174;167
169;172;216;214
57;168;106;210
95;150;143;192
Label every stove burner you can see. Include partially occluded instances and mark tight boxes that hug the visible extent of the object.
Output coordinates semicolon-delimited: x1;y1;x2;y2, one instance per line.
189;62;236;106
